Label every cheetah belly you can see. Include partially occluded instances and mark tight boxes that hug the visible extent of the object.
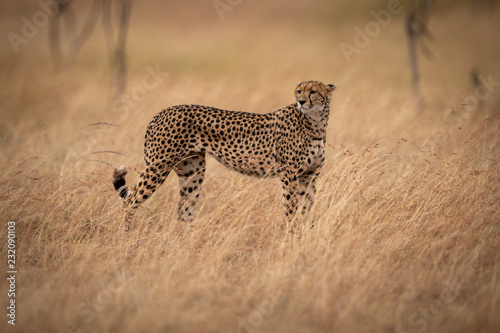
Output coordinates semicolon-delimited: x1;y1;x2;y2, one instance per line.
206;144;280;177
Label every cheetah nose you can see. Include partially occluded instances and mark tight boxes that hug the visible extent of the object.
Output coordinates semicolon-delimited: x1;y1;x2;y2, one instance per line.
298;100;306;105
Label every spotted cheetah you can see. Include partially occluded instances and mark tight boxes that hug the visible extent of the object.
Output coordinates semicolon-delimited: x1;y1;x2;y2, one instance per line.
113;81;337;230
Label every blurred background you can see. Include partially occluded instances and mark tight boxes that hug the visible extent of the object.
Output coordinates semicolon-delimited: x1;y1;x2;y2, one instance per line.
0;1;499;332
0;0;499;169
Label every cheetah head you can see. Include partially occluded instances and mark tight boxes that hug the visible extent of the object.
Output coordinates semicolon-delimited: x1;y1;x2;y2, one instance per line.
295;81;337;121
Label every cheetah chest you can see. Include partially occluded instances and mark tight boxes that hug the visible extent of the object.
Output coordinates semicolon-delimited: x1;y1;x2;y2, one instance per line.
304;139;325;173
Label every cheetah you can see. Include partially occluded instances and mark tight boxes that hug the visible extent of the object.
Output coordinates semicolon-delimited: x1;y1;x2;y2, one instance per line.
113;81;337;231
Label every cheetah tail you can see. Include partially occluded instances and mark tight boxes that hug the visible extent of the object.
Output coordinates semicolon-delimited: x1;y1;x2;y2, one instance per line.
113;166;130;199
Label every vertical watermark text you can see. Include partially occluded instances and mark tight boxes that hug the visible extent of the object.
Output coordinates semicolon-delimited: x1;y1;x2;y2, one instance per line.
6;221;17;326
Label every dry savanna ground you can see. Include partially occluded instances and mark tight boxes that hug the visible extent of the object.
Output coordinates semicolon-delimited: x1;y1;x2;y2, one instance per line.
0;1;499;332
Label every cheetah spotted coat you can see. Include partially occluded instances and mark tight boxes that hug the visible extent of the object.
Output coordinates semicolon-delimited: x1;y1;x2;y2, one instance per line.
113;81;336;230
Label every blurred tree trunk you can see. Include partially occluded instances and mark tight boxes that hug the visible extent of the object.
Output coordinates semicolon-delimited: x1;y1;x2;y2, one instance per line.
69;0;102;58
102;0;131;100
48;0;132;101
405;0;434;111
49;0;77;65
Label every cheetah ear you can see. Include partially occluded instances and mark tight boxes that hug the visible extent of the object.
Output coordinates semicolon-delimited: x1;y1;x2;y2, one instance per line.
326;83;337;93
297;81;302;86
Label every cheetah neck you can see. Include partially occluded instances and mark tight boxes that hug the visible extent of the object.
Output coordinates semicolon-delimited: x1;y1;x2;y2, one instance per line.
300;104;330;140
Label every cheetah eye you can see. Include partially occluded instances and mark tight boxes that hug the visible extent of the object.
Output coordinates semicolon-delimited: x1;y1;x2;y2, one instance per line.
310;90;317;94
296;89;301;94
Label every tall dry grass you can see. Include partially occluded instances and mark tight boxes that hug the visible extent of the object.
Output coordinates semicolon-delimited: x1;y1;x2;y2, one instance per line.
1;1;499;332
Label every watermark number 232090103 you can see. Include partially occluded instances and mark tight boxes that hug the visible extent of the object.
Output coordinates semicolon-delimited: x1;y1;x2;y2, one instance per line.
7;221;17;326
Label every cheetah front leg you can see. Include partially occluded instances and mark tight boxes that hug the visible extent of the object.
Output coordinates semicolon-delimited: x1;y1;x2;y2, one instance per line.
280;174;299;234
296;170;320;229
280;170;320;234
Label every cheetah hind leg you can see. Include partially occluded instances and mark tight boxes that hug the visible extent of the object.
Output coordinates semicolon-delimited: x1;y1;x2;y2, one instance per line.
114;163;171;229
173;152;206;233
